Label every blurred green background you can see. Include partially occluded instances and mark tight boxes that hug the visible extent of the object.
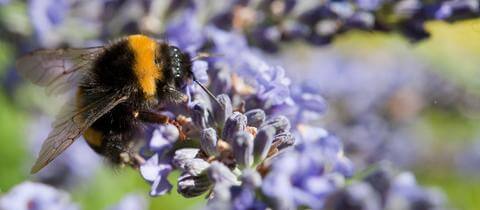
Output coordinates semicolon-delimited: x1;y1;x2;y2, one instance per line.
1;2;480;209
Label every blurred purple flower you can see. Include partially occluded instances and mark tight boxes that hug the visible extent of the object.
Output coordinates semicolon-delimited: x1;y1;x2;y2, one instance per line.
106;194;148;210
206;26;292;110
435;0;479;20
356;0;384;11
324;182;381;210
262;130;353;209
0;182;79;210
386;172;446;210
165;9;207;54
0;0;10;6
191;60;209;84
29;0;69;46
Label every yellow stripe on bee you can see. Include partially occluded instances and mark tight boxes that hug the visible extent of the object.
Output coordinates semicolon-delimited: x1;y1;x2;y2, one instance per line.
128;35;162;97
83;127;103;147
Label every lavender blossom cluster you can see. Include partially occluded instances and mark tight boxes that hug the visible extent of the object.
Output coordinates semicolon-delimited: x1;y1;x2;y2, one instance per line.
0;0;469;209
0;182;148;210
138;15;352;209
134;12;446;209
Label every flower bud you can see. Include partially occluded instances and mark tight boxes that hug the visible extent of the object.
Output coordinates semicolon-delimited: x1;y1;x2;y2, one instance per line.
232;131;254;168
213;94;233;125
263;115;290;135
173;148;200;169
184;158;210;176
245;109;266;128
200;128;218;156
191;102;211;129
177;172;211;198
253;125;275;164
241;169;262;188
272;132;295;150
207;161;240;186
222;112;247;144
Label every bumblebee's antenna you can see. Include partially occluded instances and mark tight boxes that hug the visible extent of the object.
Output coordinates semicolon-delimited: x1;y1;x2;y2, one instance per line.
190;52;224;109
191;52;223;61
192;78;224;110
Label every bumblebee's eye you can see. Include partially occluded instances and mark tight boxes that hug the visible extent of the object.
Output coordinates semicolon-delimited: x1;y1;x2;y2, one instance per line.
168;45;190;87
174;67;181;79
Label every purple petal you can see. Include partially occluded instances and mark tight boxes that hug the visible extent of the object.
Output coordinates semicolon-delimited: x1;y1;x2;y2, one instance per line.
192;60;209;84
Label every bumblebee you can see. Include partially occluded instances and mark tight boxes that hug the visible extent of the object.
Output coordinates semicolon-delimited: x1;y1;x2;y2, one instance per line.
17;35;214;173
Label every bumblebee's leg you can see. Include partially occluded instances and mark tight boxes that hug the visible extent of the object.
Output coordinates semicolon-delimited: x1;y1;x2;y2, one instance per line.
102;133;143;168
103;134;127;164
137;111;169;124
137;111;187;140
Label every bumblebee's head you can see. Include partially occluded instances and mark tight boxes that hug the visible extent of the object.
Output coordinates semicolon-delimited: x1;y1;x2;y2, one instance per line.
163;44;222;107
167;45;192;89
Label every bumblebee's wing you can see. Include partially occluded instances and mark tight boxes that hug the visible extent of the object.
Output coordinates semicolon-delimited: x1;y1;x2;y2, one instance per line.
16;47;104;95
30;91;128;174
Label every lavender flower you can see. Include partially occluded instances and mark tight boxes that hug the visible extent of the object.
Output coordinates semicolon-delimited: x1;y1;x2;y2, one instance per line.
106;194;148;210
385;172;446;210
262;130;353;209
324;164;447;210
0;0;10;5
324;182;382;210
139;124;179;196
0;182;148;210
0;182;79;210
166;93;297;198
268;46;451;170
28;0;103;47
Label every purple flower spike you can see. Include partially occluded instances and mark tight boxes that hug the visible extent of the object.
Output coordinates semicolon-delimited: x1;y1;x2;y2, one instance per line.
222;112;247;144
232;131;255;169
201;128;219;156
